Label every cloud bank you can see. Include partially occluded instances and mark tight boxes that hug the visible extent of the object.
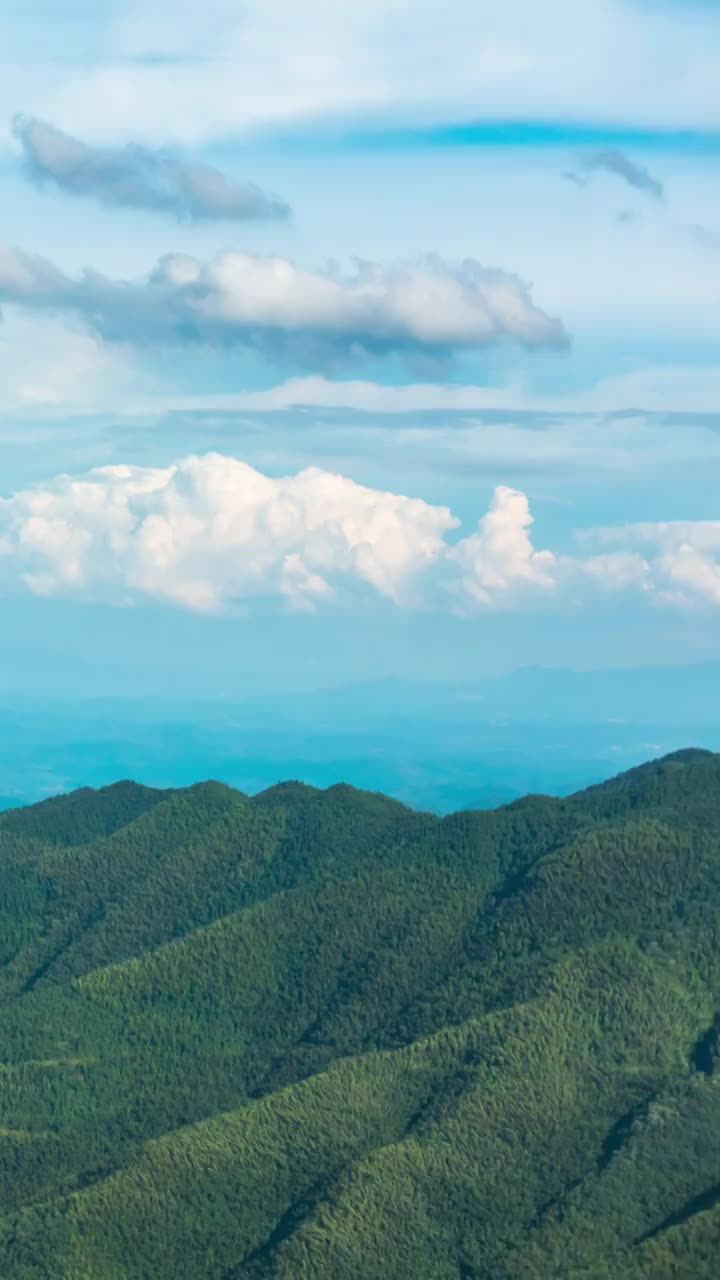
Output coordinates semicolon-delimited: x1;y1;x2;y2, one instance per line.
0;453;718;615
14;0;720;145
12;116;290;222
0;246;568;370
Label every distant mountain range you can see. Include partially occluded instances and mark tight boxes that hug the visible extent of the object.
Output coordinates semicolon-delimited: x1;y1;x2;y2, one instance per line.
250;661;720;726
0;749;718;1276
0;662;718;810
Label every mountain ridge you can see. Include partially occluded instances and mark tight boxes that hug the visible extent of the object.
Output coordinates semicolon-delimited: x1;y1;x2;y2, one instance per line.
3;741;716;832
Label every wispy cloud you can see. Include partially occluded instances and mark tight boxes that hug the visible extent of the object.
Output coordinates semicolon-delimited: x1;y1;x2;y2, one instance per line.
11;115;290;222
566;148;664;200
0;245;568;371
10;0;719;145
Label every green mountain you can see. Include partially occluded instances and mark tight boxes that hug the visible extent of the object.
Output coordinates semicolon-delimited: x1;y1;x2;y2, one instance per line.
0;749;718;1277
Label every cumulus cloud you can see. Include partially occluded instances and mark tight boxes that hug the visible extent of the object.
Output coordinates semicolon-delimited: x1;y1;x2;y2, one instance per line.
448;486;556;607
567;149;664;201
0;246;568;370
11;116;290;222
0;454;459;612
0;453;718;616
580;519;720;607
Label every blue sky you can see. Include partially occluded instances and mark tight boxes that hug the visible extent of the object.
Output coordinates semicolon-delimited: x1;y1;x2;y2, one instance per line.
0;0;719;699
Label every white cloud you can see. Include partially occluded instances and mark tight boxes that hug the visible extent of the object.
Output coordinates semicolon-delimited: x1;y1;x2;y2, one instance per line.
0;452;718;616
449;486;556;607
662;544;720;606
0;454;458;612
0;246;567;370
580;551;652;592
580;519;720;607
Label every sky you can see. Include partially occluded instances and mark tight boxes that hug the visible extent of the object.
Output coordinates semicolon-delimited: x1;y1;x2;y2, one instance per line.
0;0;719;703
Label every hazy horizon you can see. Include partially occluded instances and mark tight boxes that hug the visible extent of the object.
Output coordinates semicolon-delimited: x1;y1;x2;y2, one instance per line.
1;659;717;811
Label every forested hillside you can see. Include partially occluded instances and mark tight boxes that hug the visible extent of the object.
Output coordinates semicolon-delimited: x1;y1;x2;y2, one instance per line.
0;750;718;1277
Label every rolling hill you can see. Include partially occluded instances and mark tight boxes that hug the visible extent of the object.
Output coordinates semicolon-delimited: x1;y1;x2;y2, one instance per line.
0;750;718;1276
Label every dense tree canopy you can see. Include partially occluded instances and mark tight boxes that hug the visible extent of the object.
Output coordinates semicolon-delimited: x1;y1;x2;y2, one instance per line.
0;749;718;1276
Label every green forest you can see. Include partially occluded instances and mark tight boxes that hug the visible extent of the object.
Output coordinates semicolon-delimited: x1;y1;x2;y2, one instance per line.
0;749;718;1277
